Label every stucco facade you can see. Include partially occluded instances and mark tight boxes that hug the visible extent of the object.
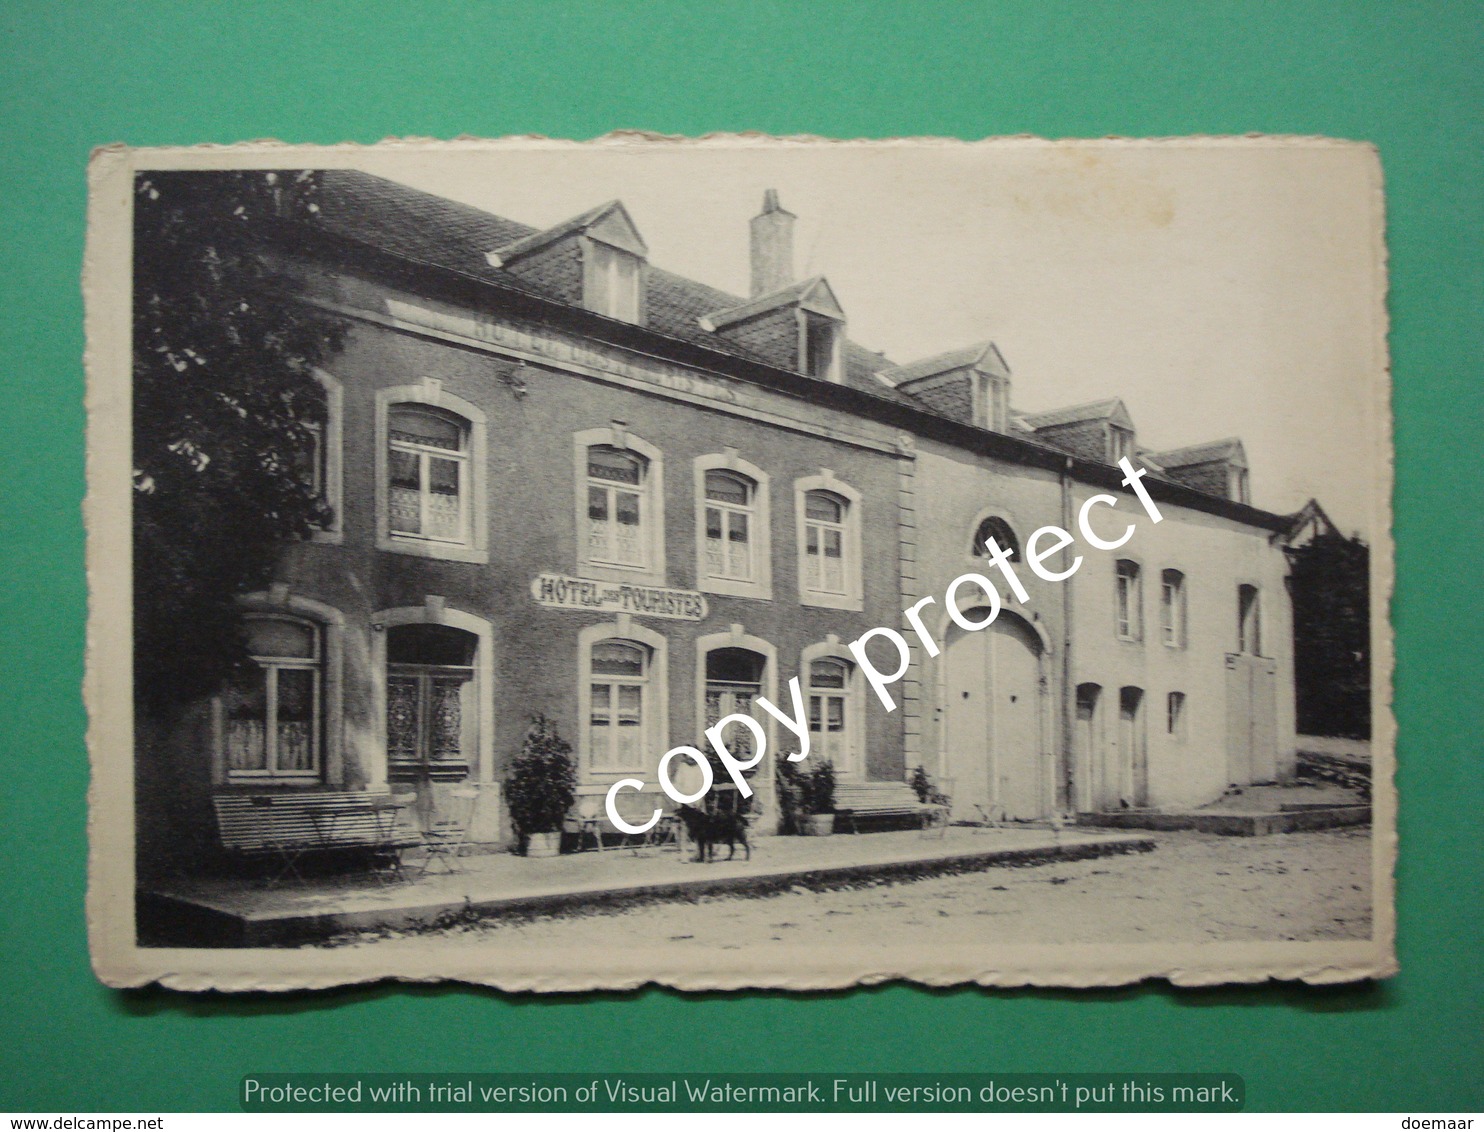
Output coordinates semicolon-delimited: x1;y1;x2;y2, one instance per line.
135;171;1302;872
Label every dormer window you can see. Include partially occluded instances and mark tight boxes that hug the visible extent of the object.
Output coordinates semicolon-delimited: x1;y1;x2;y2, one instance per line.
1110;425;1135;465
487;200;648;325
700;276;846;382
585;241;642;323
1229;466;1251;504
985;373;1010;432
802;310;841;381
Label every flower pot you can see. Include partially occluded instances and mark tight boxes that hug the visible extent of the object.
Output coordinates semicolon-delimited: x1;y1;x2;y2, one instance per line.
525;831;562;858
803;813;835;837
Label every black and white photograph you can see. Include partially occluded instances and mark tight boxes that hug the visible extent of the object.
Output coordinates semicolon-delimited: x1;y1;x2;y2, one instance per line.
84;137;1394;990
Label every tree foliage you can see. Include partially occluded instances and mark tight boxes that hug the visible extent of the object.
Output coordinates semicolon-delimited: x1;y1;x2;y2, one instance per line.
133;170;346;711
1288;531;1371;739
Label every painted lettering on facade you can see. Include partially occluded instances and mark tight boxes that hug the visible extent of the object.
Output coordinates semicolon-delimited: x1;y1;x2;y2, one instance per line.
530;572;709;621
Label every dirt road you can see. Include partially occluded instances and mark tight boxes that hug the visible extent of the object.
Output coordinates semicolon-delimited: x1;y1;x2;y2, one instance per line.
329;827;1373;951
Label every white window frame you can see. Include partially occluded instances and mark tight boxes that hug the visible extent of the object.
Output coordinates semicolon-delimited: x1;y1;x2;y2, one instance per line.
573;427;666;586
577;619;669;784
583;239;644;324
375;381;488;564
801;639;866;780
213;592;345;787
305;368;343;544
1115;559;1143;642
1230;465;1251;505
797;309;843;382
694;453;772;600
1109;425;1135;465
1160;569;1187;649
794;471;864;612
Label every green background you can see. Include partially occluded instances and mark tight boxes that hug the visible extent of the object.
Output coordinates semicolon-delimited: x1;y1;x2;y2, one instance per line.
2;0;1479;1113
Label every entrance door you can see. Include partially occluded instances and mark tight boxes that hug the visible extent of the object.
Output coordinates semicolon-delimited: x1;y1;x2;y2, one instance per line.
386;624;477;784
1226;654;1279;785
704;647;766;781
943;615;1045;821
1118;686;1147;807
1076;683;1111;811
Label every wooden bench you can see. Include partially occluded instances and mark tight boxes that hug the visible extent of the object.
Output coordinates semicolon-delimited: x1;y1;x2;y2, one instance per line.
213;790;423;884
833;782;949;835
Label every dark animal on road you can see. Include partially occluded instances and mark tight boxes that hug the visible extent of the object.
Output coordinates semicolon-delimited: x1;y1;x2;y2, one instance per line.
677;802;753;863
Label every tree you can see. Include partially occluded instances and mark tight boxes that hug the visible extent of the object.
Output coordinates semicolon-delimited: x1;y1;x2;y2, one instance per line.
132;170;346;712
1288;531;1370;739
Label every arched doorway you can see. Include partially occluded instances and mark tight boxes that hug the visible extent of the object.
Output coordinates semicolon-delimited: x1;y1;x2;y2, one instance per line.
1118;686;1148;808
942;613;1046;821
385;623;479;785
1076;683;1112;811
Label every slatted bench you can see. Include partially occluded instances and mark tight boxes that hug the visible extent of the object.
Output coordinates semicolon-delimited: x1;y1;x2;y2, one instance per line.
833;782;949;836
213;790;423;885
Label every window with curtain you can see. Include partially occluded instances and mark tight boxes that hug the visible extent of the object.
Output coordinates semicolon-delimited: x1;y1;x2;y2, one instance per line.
702;470;756;583
589;640;649;770
224;615;321;779
806;657;855;771
387;404;471;545
803;490;848;595
586;446;648;568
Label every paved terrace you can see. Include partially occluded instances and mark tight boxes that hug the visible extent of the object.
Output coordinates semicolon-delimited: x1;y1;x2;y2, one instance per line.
140;826;1154;947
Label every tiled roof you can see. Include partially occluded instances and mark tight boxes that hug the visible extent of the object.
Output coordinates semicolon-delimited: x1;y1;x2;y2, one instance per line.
876;341;1008;386
311;171;920;406
1148;437;1246;468
1019;398;1127;430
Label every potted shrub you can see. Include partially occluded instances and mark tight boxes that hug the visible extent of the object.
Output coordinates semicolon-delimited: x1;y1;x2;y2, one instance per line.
799;759;836;836
775;756;806;836
505;714;576;857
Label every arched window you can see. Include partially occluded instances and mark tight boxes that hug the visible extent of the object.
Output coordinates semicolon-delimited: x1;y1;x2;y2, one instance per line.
972;515;1020;561
587;445;650;569
795;474;862;611
1115;559;1143;641
385;623;478;783
1238;584;1262;654
224;615;322;780
1167;691;1187;739
588;639;651;771
806;657;856;771
803;490;848;595
1160;569;1187;648
703;470;757;583
387;404;471;545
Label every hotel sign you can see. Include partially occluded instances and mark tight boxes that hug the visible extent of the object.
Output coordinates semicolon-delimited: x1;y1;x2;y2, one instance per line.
530;573;709;622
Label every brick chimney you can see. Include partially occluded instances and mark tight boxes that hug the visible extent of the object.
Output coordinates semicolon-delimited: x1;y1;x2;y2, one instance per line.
750;189;795;298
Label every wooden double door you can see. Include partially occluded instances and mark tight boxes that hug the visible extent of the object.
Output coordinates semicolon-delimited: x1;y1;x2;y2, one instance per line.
943;615;1046;821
